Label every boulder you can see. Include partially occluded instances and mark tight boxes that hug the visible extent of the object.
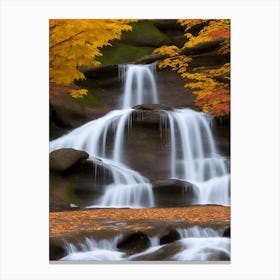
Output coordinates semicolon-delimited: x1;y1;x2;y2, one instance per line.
152;179;198;207
117;231;150;255
50;148;89;172
49;238;67;260
223;227;230;238
206;250;230;261
50;152;114;211
160;229;180;245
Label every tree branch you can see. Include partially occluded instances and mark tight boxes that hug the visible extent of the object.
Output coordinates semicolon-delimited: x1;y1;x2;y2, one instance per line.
50;30;85;49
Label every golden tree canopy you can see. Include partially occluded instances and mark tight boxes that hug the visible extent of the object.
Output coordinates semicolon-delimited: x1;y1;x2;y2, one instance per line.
49;19;135;98
153;19;230;116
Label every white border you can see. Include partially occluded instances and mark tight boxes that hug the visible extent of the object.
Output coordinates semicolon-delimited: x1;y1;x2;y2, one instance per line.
0;0;279;279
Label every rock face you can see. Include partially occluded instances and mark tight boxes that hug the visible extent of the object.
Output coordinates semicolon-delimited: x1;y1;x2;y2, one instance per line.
131;104;171;126
211;116;230;157
152;179;198;207
133;104;173;111
50;148;89;172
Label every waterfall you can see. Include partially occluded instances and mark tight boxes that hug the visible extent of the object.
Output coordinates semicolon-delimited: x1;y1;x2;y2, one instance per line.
162;109;230;206
50;65;229;208
118;63;159;108
50;109;133;158
50;109;155;208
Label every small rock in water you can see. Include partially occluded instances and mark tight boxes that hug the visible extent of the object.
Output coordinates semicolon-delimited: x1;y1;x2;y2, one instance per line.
160;229;180;245
117;232;150;255
223;226;230;238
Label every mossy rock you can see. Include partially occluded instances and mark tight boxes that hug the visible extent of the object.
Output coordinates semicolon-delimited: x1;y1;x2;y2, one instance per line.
98;42;154;65
97;20;171;65
120;20;170;47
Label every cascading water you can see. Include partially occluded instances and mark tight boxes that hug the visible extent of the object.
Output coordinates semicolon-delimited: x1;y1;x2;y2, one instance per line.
61;235;125;261
118;63;159;108
60;226;229;261
162;109;230;206
172;226;230;261
176;226;221;238
50;108;155;208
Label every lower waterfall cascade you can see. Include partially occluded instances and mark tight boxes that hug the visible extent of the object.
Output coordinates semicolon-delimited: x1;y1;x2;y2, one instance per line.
50;63;230;261
59;226;230;261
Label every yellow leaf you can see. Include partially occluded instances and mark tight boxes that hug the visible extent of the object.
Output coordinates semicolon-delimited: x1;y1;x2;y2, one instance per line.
69;88;88;98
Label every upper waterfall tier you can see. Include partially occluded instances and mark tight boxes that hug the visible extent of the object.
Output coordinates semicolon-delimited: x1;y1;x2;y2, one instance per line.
118;63;159;108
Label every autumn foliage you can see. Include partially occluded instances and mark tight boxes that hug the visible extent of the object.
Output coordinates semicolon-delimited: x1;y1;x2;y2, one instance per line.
50;206;230;238
49;19;135;98
153;19;230;116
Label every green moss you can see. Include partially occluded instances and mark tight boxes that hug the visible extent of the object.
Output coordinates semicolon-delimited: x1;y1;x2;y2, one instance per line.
97;20;171;65
121;20;170;47
97;42;154;65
